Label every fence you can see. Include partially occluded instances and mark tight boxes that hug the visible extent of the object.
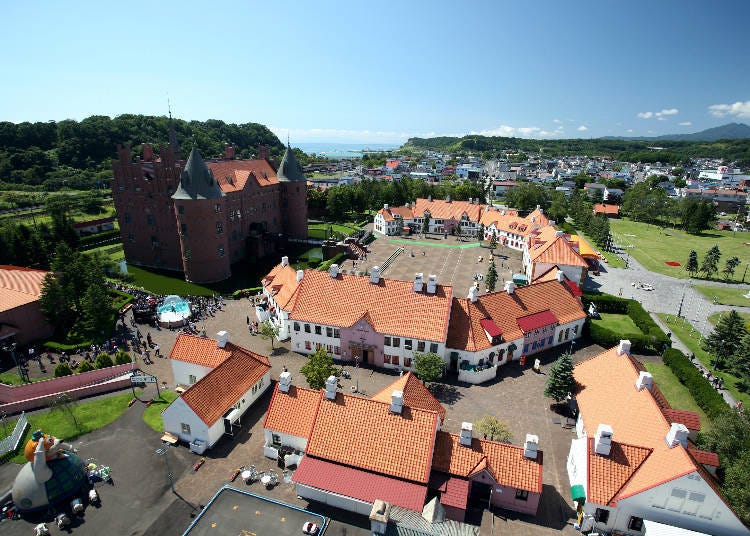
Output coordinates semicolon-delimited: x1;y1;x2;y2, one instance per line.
0;412;28;457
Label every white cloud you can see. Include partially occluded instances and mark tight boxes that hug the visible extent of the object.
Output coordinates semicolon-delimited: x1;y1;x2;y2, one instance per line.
637;112;654;119
577;125;588;131
679;121;692;126
659;108;679;116
470;124;564;138
626;129;634;133
708;100;750;118
552;119;561;124
638;108;679;120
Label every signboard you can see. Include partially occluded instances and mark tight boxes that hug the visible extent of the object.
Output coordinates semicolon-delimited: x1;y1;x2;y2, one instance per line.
131;375;157;384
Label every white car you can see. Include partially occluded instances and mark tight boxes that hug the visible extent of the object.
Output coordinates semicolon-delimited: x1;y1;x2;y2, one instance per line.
303;522;319;535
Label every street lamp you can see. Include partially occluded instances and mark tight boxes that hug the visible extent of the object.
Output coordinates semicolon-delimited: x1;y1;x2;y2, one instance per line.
155;445;175;493
570;339;576;355
1;342;27;383
354;355;360;394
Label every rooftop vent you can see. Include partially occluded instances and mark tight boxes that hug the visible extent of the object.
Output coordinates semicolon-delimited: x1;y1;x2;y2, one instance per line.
216;331;228;348
426;274;437;294
548;220;556;227
296;269;304;282
556;270;565;282
468;285;479;302
524;434;539;459
595;424;614;456
635;371;653;392
504;281;516;295
281;256;289;267
413;273;424;292
330;264;339;278
666;423;689;449
324;375;338;400
555;230;565;237
459;422;473;447
617;340;632;356
383;203;389;210
279;371;292;393
370;266;381;284
445;195;451;203
390;390;404;414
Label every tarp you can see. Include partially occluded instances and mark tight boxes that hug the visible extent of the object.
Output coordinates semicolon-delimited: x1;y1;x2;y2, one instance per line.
571;484;586;503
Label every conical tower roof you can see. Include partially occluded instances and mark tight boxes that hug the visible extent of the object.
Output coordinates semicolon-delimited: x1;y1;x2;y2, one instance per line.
172;147;224;200
277;145;306;182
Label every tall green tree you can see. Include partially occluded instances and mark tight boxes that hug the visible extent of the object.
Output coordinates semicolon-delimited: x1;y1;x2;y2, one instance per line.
486;258;498;292
700;245;722;278
474;415;512;443
455;219;463;241
300;347;340;390
544;352;576;403
702;310;747;370
259;320;280;350
504;182;549;212
421;212;430;236
723;256;741;281
413;352;444;385
547;191;568;224
733;332;750;388
686;250;699;277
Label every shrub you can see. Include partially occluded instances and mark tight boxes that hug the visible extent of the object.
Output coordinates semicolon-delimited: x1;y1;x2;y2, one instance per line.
77;361;94;373
231;287;262;300
54;363;73;377
319;252;347;272
114;350;132;365
95;353;114;369
663;348;727;418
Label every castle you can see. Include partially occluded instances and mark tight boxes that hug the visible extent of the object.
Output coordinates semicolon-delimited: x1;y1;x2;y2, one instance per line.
112;137;308;283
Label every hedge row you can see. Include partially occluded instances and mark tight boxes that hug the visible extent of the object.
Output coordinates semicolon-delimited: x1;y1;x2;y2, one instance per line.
662;348;727;418
231;287;263;300
319;252;347;272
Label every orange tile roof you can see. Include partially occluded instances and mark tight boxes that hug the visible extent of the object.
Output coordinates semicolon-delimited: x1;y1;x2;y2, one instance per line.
290;270;453;342
263;384;323;439
593;203;620;215
262;262;301;309
432;432;543;493
178;345;271;426
378;205;414;222
446;280;586;351
207;159;278;192
663;409;701;431
412;198;483;222
0;266;48;313
575;346;707;503
371;372;446;422
306;393;440;483
169;333;233;367
688;447;719;468
529;233;589;268
479;207;547;236
586;438;652;505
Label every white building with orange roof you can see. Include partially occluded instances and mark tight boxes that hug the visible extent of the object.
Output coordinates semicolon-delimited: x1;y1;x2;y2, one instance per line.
479;205;551;251
568;341;749;536
373;204;415;236
373;196;485;237
446;279;586;383
523;227;589;286
161;332;271;452
259;256;303;340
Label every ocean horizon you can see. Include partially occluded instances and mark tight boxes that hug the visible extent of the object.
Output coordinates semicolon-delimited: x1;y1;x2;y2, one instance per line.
296;142;399;158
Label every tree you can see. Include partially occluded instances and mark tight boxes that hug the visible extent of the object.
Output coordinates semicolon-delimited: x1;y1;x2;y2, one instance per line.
543;352;576;403
259;320;280;350
421;212;430;236
723;451;750;524
547;191;568;224
504;182;549;212
77;361;94;373
413;352;444;385
702;310;747;370
95;352;114;369
477;223;485;242
488;233;497;253
300;347;340;390
485;258;498;292
455;219;463;241
733;332;750;388
474;415;512;443
700;245;722;278
723;256;741;281
114;350;132;365
49;392;80;432
686;250;699;277
54;363;73;377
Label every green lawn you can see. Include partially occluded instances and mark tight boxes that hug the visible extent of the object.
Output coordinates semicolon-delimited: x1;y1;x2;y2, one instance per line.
142;390;179;432
657;313;749;409
694;285;750;307
308;222;360;239
611;218;750;280
708;311;750;328
643;362;712;432
562;221;626;268
0;371;44;385
590;313;643;335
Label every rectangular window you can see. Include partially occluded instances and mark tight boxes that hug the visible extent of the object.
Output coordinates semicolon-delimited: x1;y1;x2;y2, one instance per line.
326;327;333;338
548;336;553;345
178;205;184;215
430;343;438;353
384;336;391;346
181;223;187;235
304;340;311;350
573;324;579;335
304;324;311;333
293;322;300;332
181;423;191;435
392;355;399;366
392;338;400;348
565;328;570;339
272;433;281;446
558;331;563;343
314;325;321;335
628;517;644;531
216;221;223;234
404;357;412;368
594;508;609;524
147;214;154;226
333;328;340;339
128;232;135;243
404;339;413;350
326;345;333;354
218;246;224;257
384;354;391;364
417;341;426;352
515;489;528;501
667;489;687;512
334;346;340;355
188;374;197;384
215;203;221;213
124;212;131;224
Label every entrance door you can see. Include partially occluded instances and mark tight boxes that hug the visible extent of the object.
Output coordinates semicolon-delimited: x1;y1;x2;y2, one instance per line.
362;349;372;364
450;352;459;372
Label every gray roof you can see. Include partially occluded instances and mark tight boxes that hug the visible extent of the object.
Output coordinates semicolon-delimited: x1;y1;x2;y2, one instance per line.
172;147;224;200
277;145;306;182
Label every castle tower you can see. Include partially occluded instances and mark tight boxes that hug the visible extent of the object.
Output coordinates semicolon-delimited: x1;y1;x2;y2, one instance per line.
277;144;308;239
171;147;230;282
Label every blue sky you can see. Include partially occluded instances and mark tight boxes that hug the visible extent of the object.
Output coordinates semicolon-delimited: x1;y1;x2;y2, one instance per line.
2;0;749;143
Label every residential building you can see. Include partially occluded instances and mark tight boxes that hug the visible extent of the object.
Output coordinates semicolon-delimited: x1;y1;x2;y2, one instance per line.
0;266;54;346
593;204;620;218
480;206;551;252
373;197;484;237
523;227;590;285
73;217;115;237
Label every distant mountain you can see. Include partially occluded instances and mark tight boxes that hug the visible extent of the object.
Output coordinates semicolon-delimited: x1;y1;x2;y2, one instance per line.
601;123;750;142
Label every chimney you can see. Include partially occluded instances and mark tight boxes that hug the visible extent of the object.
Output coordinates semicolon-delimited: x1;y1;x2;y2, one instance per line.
501;209;506;216
617;340;631;356
524;434;539;459
383;203;389;211
142;143;154;162
413;273;424;292
428;195;433;202
330;264;339;278
369;500;392;535
390;390;404;414
446;195;451;203
594;424;613;456
556;270;565;282
279;371;292;393
635;371;653;392
426;274;437;294
324;375;338;400
459;422;473;447
531;216;536;223
257;144;271;161
296;270;304;282
537;205;543;214
468;197;472;204
555;230;564;237
216;331;228;348
370;266;381;284
281;256;289;267
224;143;236;160
548;220;556;226
504;281;516;295
666;423;689;448
468;285;479;302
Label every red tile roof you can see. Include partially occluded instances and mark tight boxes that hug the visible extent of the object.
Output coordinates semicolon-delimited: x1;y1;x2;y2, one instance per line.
479;318;503;338
169;333;236;368
0;265;49;313
428;472;470;509
586;438;652;505
263;384;323;439
412;198;483;222
446;280;585;352
306;392;440;483
289;270;453;342
663;409;701;431
516;310;558;333
370;372;446;422
262;262;301;309
688;447;720;468
565;280;583;297
293;456;427;511
207;159;278;192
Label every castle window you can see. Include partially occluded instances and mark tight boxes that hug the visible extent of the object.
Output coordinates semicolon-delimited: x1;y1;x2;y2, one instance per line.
181;223;187;235
314;326;322;335
147;215;154;226
215;204;221;213
217;246;225;257
128;232;135;243
216;221;223;234
178;205;184;215
124;212;131;224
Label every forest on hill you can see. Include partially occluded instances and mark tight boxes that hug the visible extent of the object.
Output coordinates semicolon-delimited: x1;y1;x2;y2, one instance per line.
404;134;750;166
0;115;284;191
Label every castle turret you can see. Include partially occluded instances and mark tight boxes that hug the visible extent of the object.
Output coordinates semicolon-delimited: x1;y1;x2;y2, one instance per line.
277;144;308;239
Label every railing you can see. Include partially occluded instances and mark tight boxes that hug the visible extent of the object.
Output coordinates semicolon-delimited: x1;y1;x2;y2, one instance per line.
378;247;405;275
0;412;28;457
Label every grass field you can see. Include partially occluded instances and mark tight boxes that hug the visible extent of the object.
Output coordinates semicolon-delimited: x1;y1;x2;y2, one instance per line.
611;218;750;280
643;362;713;432
308;222;360;240
693;284;750;307
142;390;179;432
590;313;643;335
657;313;749;409
708;311;750;328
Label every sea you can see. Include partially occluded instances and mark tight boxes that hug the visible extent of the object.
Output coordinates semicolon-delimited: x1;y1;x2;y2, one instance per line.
295;142;399;159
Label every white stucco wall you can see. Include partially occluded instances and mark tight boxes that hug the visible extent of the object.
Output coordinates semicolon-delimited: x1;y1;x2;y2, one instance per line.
170;359;212;387
161;397;210;446
296;483;373;517
263;429;308;453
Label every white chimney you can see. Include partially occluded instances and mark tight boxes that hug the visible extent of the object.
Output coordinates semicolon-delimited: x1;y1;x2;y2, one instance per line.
428;195;432;202
413;273;424;292
531;216;536;223
296;269;304;282
556;270;565;282
501;209;506;216
537;205;543;214
666;423;689;449
370;266;381;284
555;230;564;237
524;434;539;459
281;256;289;267
330;264;339;278
594;424;613;456
383;203;389;210
279;371;292;393
426;274;437;294
390;390;404;414
324;375;338;400
548;220;556;226
446;195;451;203
504;281;516;295
635;371;653;392
468;285;479;302
617;340;632;356
216;331;228;348
459;422;473;447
